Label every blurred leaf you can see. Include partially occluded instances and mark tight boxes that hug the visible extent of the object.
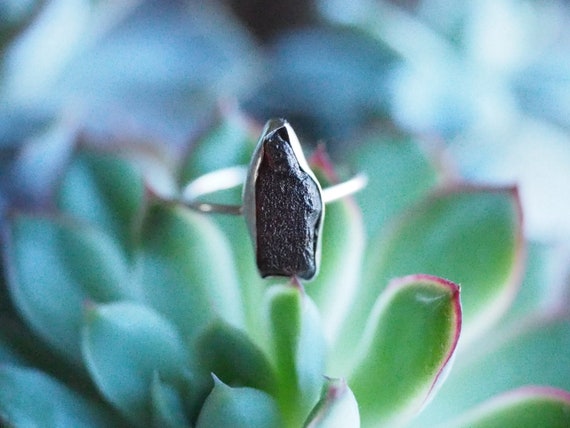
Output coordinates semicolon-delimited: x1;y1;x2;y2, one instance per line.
195;320;276;394
82;301;188;425
0;365;123;427
390;60;488;137
212;212;267;341
348;274;461;426
307;154;365;345
350;136;441;239
195;377;282;428
50;1;256;141
448;387;570;428
498;241;565;326
266;284;326;426
304;378;360;428
5;214;130;363
342;186;522;354
57;149;145;257
1;119;76;209
137;203;245;354
151;371;190;428
2;0;94;103
243;27;399;141
179;110;266;338
0;313;97;395
180;108;256;182
0;0;43;55
374;186;522;335
418;315;570;426
0;107;52;167
514;52;570;129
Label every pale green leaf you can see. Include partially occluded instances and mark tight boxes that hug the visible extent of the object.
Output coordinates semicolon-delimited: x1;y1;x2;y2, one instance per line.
137;203;244;355
342;187;522;355
351;136;440;239
180;109;256;181
448;387;570;428
179;111;265;338
418;316;570;426
349;274;461;427
5;214;129;363
0;365;123;427
195;320;276;393
195;377;282;428
304;378;360;428
82;301;188;425
57;150;144;256
266;284;326;426
308;156;366;346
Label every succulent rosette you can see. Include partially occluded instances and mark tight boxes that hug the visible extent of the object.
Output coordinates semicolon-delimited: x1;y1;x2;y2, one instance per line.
1;110;569;428
2;1;570;427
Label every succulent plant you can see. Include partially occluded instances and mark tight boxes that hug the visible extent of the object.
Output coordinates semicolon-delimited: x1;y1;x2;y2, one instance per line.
1;110;569;428
2;1;570;427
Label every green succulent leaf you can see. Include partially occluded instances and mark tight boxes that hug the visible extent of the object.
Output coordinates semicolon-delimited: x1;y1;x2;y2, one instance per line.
214;213;267;340
419;315;570;425
497;241;563;326
196;320;276;393
345;186;522;354
57;150;145;256
308;152;366;345
448;387;570;428
180;108;255;181
82;301;188;425
5;214;129;363
304;378;360;428
266;284;326;427
350;136;441;238
151;371;191;428
0;365;122;427
195;376;282;428
138;203;245;353
349;274;461;427
179;112;265;337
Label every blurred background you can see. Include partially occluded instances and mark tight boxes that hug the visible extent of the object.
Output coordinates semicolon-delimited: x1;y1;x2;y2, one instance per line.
1;0;570;247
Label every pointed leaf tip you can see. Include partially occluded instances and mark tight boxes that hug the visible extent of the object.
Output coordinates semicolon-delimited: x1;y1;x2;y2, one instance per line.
349;274;462;426
304;378;360;428
357;185;523;348
195;378;282;428
195;320;276;393
266;285;326;426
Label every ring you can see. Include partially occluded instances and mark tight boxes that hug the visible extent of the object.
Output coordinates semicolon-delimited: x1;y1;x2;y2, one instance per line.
180;118;367;281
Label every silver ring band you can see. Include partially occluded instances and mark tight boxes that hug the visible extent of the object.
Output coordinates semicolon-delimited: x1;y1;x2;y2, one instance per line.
180;166;367;215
